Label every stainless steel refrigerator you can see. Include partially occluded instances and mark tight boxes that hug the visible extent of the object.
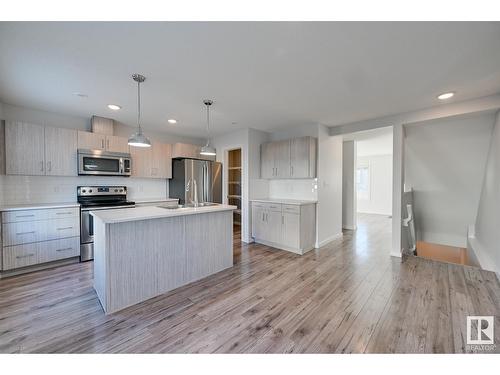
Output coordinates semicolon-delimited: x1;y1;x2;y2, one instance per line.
169;159;222;205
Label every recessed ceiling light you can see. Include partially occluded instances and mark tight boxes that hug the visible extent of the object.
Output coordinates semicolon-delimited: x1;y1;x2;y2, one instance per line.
107;104;122;110
437;92;455;100
167;119;177;124
73;92;88;98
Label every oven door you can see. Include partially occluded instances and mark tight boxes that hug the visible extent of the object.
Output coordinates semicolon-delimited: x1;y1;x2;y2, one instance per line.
78;152;124;176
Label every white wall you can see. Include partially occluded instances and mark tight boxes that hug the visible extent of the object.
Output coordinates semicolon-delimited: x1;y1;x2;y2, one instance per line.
342;140;356;230
269;179;317;201
213;128;270;243
471;111;500;274
316;125;343;247
404;112;494;247
357;154;393;216
0;175;167;206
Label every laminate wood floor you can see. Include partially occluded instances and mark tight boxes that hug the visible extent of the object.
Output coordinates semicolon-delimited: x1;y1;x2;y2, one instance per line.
1;214;499;353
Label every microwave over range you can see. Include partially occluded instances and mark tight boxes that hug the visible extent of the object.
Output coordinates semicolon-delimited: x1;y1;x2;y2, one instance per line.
78;149;132;176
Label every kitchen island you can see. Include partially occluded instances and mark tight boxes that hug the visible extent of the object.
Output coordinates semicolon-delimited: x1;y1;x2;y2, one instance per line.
91;204;236;314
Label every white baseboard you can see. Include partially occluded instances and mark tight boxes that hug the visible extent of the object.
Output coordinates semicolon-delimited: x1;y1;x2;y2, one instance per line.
342;225;357;230
467;225;499;277
315;232;343;248
390;251;402;258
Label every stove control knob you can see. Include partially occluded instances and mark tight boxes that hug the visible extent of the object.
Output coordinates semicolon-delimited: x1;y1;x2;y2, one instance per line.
119;189;123;192
82;189;86;193
89;189;93;193
114;189;118;192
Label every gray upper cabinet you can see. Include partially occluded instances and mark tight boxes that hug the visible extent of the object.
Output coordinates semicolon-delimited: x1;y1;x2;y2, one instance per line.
290;136;316;178
260;142;275;178
77;130;106;150
6;121;45;176
77;131;129;153
6;122;78;177
260;136;316;179
44;126;78;176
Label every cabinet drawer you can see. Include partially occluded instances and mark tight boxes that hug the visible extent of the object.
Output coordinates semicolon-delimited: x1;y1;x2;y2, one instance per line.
252;202;282;212
2;209;48;223
2;221;45;246
282;204;300;214
47;207;79;219
39;237;80;263
47;217;80;240
2;243;39;270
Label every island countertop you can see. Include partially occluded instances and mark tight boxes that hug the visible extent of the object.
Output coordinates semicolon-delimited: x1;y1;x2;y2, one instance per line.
90;204;237;224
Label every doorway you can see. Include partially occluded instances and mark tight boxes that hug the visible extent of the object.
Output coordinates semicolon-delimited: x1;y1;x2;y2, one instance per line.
227;148;242;238
342;126;394;255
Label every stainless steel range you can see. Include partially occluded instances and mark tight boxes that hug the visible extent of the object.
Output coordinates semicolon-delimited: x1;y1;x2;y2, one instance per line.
78;186;135;261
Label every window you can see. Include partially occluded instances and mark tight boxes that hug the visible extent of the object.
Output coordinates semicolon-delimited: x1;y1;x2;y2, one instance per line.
356;164;370;200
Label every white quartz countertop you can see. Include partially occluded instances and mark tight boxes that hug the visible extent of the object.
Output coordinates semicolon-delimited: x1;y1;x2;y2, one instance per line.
134;198;179;204
0;202;80;212
250;198;317;205
91;204;237;224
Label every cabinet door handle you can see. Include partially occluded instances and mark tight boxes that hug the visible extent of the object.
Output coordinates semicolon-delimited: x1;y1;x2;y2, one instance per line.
56;212;72;215
40;161;44;172
47;161;52;172
16;231;36;235
56;247;73;252
16;214;35;218
57;226;73;230
282;215;284;225
16;253;35;259
291;166;293;176
107;139;110;149
101;139;105;149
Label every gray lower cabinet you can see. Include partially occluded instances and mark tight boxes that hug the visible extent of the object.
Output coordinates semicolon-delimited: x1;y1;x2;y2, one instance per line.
1;207;80;272
251;201;316;254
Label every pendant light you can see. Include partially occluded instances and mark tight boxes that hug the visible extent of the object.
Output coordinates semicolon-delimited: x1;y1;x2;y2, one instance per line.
128;73;151;148
200;99;216;156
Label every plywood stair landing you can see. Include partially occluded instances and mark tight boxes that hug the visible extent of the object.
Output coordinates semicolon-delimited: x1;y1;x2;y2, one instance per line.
416;241;469;266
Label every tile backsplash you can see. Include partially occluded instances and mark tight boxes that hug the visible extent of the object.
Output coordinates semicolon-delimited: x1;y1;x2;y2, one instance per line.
268;178;318;201
0;175;168;206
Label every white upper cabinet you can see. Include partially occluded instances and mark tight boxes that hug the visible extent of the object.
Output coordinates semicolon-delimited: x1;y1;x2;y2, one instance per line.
260;136;316;179
44;126;78;176
6;121;46;176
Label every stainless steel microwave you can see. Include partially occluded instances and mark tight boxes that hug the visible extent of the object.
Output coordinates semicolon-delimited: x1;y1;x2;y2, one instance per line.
78;149;132;176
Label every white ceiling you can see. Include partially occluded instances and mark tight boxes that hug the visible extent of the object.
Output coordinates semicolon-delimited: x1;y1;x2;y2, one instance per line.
1;22;500;137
